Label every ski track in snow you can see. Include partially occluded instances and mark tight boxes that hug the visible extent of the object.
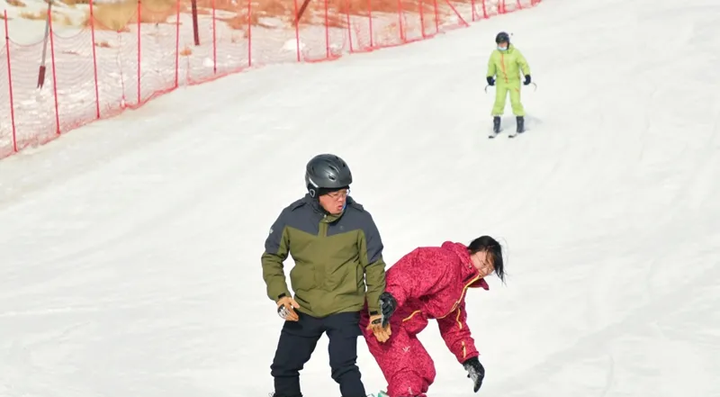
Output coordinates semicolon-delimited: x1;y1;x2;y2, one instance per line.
1;0;719;396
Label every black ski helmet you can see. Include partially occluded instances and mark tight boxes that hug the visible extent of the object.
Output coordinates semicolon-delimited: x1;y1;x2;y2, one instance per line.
305;154;352;197
495;31;510;44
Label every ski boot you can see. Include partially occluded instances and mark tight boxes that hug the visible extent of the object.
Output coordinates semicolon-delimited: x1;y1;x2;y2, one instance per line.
516;116;525;133
493;116;501;133
489;116;501;138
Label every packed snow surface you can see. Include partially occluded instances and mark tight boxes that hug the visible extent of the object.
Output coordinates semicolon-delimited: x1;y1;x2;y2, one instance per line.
1;0;719;396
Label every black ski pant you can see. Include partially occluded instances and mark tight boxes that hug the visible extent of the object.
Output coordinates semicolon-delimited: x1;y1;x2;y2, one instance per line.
270;311;365;397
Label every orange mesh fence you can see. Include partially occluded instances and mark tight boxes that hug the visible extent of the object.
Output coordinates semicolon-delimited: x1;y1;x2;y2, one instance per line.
0;0;541;159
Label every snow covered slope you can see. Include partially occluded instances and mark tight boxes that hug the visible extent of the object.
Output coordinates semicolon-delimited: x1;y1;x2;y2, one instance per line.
1;0;719;396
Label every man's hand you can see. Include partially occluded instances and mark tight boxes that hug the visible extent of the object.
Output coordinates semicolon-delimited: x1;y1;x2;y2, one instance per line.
366;314;392;343
277;296;300;321
379;292;397;327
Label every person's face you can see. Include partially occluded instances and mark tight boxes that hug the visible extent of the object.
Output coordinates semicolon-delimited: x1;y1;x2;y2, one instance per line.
318;188;349;215
470;250;495;278
497;41;508;51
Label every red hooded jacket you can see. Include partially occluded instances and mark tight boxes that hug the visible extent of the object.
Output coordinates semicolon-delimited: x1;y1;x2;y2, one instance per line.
385;241;489;363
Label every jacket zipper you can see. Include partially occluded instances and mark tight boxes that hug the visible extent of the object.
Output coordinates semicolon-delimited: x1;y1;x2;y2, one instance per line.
402;274;482;322
500;53;508;84
319;215;328;237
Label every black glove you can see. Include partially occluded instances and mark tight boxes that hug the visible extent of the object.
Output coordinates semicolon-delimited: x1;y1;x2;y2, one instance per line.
462;357;485;393
524;74;531;85
486;76;495;86
378;292;397;327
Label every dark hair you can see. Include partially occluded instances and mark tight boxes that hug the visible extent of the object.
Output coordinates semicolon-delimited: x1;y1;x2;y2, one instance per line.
468;235;505;283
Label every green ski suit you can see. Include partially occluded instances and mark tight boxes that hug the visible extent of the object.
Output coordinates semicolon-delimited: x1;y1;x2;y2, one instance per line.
486;44;531;117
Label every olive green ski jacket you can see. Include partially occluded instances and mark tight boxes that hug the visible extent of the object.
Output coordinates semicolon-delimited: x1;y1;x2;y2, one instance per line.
261;194;387;318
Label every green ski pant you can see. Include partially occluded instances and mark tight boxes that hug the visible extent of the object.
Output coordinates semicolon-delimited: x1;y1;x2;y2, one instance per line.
492;81;525;117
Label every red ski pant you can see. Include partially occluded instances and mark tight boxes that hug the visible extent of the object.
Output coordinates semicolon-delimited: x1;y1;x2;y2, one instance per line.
360;318;436;397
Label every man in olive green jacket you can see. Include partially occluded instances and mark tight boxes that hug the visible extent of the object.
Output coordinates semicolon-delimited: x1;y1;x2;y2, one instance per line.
486;31;532;135
262;153;387;397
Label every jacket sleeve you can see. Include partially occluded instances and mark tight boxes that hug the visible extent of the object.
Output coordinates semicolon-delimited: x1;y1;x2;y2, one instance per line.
261;211;291;302
516;49;531;76
486;53;497;77
385;249;453;309
359;213;386;315
437;301;479;363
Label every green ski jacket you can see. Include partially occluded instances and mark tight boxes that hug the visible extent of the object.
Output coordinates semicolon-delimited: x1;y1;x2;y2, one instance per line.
487;44;531;85
261;194;387;318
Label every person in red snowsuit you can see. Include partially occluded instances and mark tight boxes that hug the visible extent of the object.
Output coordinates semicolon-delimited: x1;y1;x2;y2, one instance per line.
360;235;505;397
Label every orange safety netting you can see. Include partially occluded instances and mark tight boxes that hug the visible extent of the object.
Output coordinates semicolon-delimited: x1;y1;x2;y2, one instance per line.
0;0;541;158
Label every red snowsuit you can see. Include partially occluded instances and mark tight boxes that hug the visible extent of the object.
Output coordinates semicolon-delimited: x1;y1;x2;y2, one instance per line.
359;241;489;397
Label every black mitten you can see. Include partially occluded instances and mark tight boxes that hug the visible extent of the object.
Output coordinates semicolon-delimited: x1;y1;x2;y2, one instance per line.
378;292;397;327
524;75;531;85
486;76;495;86
462;357;485;393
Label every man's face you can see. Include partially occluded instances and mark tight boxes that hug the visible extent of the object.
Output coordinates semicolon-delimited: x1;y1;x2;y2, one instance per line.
318;188;349;215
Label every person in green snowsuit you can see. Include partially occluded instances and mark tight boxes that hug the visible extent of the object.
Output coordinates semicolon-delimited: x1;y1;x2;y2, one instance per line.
486;31;532;134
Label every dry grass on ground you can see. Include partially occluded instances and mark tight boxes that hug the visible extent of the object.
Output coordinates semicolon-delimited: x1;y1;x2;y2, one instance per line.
17;8;75;26
6;0;28;7
58;0;90;6
83;0;178;31
12;0;465;33
215;0;458;30
77;0;277;32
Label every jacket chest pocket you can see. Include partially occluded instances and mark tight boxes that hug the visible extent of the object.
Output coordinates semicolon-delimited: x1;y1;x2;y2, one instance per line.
290;264;317;292
324;260;362;294
319;235;362;294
